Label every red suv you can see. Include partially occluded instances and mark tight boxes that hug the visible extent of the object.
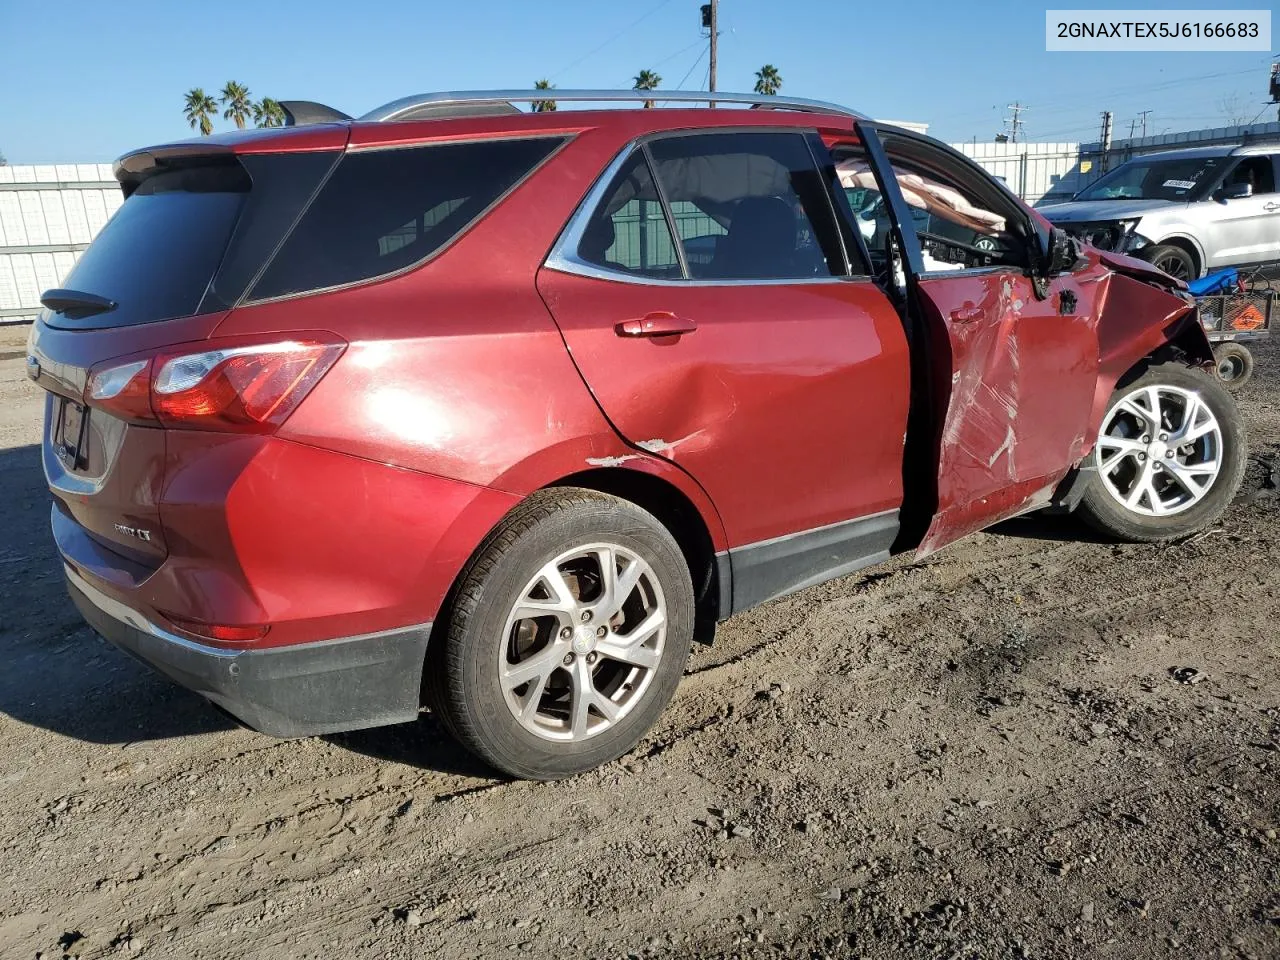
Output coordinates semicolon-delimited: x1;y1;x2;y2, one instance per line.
27;90;1246;779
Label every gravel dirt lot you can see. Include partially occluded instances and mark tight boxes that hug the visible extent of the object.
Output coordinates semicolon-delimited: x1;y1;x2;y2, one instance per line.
0;322;1276;960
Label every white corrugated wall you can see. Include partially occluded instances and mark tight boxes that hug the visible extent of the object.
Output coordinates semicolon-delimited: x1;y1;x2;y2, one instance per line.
0;164;122;322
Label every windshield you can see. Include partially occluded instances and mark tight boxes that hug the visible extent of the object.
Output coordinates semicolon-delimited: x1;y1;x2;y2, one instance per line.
1074;156;1229;202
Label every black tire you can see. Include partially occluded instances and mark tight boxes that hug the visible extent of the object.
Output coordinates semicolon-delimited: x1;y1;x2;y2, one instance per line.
426;488;695;780
1076;362;1247;542
1212;342;1254;390
1140;244;1197;281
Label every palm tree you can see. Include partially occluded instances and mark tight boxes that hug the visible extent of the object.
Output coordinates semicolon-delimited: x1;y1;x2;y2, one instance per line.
220;81;253;130
633;69;661;109
253;97;286;128
532;79;557;113
754;65;783;96
183;88;218;136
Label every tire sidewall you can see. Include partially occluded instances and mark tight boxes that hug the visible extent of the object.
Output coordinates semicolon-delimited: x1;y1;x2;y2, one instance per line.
1080;363;1247;541
450;496;694;779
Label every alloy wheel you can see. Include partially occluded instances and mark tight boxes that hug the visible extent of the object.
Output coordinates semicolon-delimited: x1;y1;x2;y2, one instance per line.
498;543;666;741
1094;383;1223;517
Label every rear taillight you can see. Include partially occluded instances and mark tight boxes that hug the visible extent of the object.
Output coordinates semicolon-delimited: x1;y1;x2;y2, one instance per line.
84;338;344;433
87;359;153;422
164;614;270;643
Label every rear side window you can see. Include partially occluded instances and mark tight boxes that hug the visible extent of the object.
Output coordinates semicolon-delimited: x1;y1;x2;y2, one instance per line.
578;151;683;279
250;137;565;300
53;164;249;328
646;132;848;281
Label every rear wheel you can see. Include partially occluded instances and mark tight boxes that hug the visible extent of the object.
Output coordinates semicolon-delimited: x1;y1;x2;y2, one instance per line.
1140;244;1197;281
1077;363;1246;542
428;489;695;780
1212;342;1254;390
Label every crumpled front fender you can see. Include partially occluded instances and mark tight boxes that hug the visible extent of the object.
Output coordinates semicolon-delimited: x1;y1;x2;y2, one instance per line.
1085;252;1214;455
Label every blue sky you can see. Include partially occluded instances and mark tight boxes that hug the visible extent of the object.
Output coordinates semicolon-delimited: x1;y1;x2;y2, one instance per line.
0;0;1275;162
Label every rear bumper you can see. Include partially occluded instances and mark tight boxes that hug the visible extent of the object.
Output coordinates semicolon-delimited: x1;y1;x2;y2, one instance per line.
66;565;431;738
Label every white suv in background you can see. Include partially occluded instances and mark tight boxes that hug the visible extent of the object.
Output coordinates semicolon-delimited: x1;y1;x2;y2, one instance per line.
1041;144;1280;280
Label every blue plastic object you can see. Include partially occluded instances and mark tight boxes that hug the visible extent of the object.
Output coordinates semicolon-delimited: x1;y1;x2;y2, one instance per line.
1188;268;1237;297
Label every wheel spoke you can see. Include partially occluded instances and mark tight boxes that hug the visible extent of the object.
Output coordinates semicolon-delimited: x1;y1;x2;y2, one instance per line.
500;643;564;691
1116;396;1157;430
596;608;665;669
1168;394;1218;446
1164;458;1218;502
516;671;550;721
1096;435;1144;473
590;547;644;620
569;659;595;738
1124;465;1156;512
511;561;579;625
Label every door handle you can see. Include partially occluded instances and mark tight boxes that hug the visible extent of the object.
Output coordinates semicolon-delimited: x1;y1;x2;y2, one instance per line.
950;305;985;323
1264;201;1280;212
615;311;697;338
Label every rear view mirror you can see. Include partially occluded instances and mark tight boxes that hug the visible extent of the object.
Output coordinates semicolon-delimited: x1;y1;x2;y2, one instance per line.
1221;182;1253;200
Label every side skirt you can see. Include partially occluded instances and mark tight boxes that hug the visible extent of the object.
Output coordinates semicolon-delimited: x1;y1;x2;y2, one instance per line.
717;510;900;617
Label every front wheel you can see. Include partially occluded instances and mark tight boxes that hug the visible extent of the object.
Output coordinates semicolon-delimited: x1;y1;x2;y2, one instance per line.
427;489;695;780
1140;244;1197;281
1076;363;1247;542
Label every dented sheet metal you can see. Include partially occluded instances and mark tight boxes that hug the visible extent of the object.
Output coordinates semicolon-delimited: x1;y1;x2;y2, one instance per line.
914;249;1202;558
536;268;912;548
915;263;1105;556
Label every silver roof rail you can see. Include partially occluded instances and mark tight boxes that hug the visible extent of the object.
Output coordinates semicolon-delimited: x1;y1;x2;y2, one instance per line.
360;89;867;123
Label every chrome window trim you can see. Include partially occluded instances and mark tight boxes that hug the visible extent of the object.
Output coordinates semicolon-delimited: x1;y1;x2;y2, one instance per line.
918;265;1007;279
544;131;867;288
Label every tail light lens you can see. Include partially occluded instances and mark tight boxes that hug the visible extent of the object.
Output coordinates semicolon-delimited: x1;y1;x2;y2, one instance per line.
87;359;153;422
84;338;344;433
164;615;270;643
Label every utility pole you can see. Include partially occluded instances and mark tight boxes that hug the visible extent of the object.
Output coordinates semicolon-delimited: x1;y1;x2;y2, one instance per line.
1004;102;1026;143
1128;118;1138;139
1099;110;1113;172
1137;109;1152;138
700;1;719;104
1270;61;1279;121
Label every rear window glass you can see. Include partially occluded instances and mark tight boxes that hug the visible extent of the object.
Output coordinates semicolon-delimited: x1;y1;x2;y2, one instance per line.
250;137;565;301
52;164;249;327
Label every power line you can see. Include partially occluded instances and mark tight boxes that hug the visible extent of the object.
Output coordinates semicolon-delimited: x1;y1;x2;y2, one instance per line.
549;0;677;80
673;46;709;91
943;62;1268;128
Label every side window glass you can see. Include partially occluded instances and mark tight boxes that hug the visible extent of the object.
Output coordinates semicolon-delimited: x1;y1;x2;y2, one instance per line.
838;154;1024;273
578;152;682;279
646;132;846;280
837;157;893;261
1227;157;1275;195
251;137;563;300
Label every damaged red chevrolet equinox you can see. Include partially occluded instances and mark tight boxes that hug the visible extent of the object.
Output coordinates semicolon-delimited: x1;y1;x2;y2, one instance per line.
28;91;1246;779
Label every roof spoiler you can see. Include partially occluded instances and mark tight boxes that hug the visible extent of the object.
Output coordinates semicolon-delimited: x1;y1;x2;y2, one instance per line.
279;100;354;126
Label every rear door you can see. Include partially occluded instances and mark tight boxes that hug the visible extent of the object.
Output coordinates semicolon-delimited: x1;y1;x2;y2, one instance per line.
848;124;1102;555
538;128;911;611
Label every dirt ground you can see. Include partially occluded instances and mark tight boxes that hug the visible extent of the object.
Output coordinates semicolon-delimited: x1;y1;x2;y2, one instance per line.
0;322;1276;960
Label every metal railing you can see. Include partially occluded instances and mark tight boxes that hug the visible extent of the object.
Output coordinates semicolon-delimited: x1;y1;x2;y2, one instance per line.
361;89;866;123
